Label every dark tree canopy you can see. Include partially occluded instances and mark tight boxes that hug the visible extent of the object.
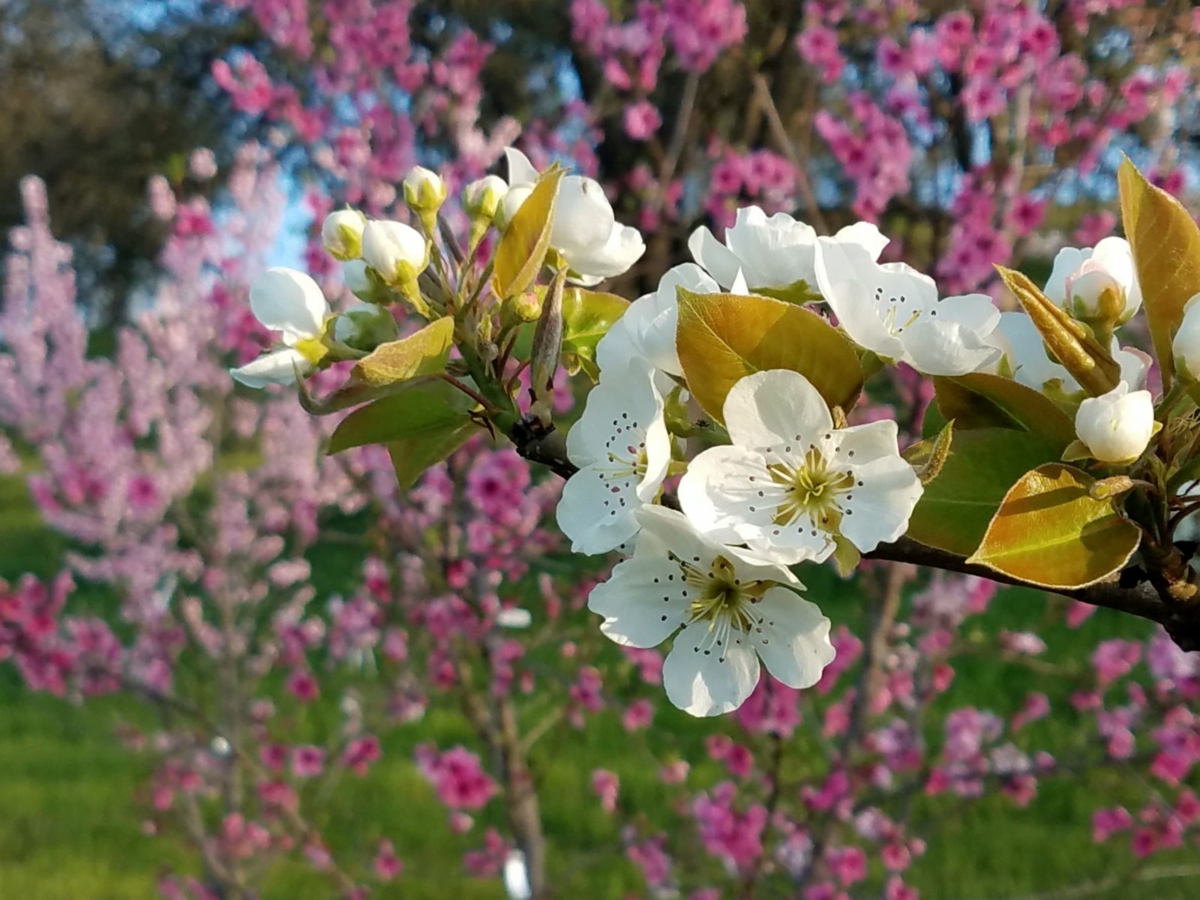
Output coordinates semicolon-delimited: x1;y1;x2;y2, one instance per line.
0;0;255;320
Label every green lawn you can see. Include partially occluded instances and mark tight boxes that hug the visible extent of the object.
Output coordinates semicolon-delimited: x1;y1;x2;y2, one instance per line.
1;470;1197;900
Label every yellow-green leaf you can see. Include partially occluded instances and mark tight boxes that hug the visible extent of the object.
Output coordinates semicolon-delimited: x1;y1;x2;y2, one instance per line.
967;463;1141;589
907;428;1061;556
353;317;455;388
676;289;863;423
934;372;1076;450
755;279;823;305
1119;158;1200;390
994;265;1119;397
492;168;565;300
561;288;628;381
327;378;478;473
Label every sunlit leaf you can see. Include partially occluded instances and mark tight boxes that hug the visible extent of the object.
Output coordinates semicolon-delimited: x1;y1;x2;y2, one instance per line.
353;317;455;388
561;288;628;382
906;428;1061;557
492;168;565;301
327;378;479;492
754;279;823;306
676;289;862;424
1119;157;1200;390
967;463;1141;589
934;373;1076;450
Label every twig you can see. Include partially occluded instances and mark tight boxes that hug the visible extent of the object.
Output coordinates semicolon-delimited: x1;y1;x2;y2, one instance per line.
752;75;827;233
497;420;1200;651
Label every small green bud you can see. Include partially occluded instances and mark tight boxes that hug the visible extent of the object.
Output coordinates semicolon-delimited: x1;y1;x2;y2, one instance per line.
321;209;367;261
402;166;447;216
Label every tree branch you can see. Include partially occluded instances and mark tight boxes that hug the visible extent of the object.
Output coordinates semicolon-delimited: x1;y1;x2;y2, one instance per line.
503;418;1200;652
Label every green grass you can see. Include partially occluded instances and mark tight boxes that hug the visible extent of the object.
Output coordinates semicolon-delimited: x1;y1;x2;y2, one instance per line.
0;470;1197;899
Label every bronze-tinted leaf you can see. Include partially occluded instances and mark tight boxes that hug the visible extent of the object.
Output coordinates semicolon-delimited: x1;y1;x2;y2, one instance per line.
967;463;1141;589
492;168;565;300
1119;158;1200;390
675;289;862;423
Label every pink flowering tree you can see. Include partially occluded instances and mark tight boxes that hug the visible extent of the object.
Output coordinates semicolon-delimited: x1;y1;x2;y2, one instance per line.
4;2;1200;900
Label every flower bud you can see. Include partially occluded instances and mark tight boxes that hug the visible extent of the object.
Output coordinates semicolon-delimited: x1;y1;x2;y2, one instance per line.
1172;293;1200;381
1074;382;1154;464
501;291;542;329
402;166;447;217
463;175;508;221
361;220;429;287
333;303;399;352
321;209;366;261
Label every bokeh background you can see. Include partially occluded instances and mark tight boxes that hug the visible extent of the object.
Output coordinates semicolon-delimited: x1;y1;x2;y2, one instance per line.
2;2;1200;899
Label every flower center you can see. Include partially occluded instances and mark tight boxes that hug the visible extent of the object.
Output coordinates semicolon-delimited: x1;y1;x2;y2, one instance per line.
874;285;924;335
295;337;329;366
671;553;770;634
768;447;854;529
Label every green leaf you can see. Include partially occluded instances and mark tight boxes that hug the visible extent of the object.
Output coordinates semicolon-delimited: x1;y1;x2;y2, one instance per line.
675;289;863;424
933;373;1076;450
755;279;823;305
327;380;479;491
967;463;1141;589
561;288;628;381
1119;157;1200;390
906;428;1062;556
492;168;565;300
353;317;455;388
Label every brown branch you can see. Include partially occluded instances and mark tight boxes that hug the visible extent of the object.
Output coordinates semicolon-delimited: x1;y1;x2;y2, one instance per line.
502;418;1200;651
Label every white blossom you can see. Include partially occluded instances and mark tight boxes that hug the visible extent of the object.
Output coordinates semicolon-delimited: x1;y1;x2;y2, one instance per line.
502;148;645;284
588;505;834;716
1172;293;1200;381
679;370;923;565
689;205;888;292
1045;237;1141;324
814;237;1002;375
1074;382;1155;464
556;362;671;554
230;268;331;388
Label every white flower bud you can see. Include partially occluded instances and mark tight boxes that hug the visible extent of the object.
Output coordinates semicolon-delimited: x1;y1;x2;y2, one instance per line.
402;166;447;216
361;220;428;286
1074;382;1154;464
321;209;366;261
1172;293;1200;381
463;175;508;221
1049;237;1141;326
342;259;371;297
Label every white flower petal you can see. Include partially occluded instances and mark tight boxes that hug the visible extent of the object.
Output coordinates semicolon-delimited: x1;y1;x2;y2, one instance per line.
833;221;889;260
678;445;777;546
556;463;641;554
553;176;617;259
688;225;744;290
566;363;663;467
838;455;923;552
587;556;691;647
230;348;310;388
1044;247;1091;303
747;587;835;689
565;221;645;279
505;147;539;187
723;369;833;449
814;238;906;359
663;623;761;716
725;206;818;289
901;316;1002;376
250;268;329;340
